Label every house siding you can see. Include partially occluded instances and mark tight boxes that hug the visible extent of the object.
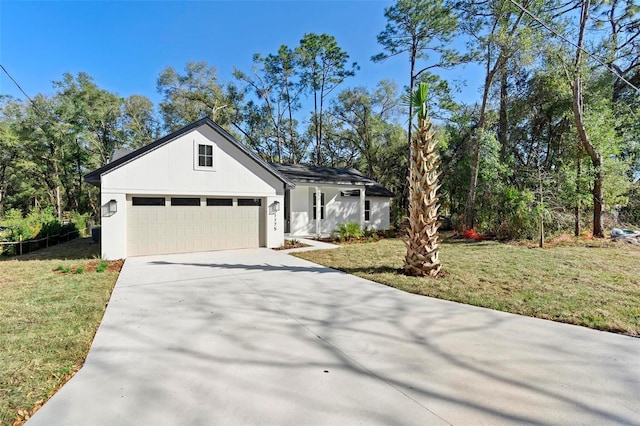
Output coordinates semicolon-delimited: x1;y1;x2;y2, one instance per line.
367;197;391;230
289;184;390;236
99;125;285;259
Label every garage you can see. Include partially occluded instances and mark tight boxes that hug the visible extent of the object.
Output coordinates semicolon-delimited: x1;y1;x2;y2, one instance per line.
126;196;262;257
85;118;293;260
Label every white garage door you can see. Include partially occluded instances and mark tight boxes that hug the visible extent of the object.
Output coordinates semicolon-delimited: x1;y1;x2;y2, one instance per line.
127;196;260;256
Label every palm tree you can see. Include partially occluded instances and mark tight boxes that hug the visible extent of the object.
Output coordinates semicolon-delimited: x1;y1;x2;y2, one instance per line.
404;82;442;277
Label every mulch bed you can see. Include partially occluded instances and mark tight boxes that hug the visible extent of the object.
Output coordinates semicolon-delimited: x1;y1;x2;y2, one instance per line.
272;240;311;250
53;259;125;275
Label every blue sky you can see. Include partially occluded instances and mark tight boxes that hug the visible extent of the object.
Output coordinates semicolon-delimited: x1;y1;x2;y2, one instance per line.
0;0;482;109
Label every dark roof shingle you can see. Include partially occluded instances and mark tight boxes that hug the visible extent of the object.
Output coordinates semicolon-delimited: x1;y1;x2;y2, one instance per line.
270;163;394;198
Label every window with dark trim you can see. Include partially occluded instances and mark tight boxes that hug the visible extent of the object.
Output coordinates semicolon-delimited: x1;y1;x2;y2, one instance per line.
198;144;213;167
313;193;325;220
365;200;371;221
238;198;262;207
207;198;233;206
132;197;165;206
171;197;200;206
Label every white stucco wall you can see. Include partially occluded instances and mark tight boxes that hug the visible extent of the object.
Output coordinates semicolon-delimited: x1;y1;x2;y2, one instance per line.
100;192;127;261
99;124;286;259
264;195;285;248
289;185;312;236
367;197;391;230
289;184;391;236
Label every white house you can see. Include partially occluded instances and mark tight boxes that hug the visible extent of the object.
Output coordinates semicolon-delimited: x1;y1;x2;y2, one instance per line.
86;118;393;260
270;163;393;236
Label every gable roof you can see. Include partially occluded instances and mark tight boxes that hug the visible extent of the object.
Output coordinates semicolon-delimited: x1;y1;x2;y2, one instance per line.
270;163;394;198
84;118;295;189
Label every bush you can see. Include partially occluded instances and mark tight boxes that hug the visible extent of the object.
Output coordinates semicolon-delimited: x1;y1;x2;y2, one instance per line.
463;228;485;241
495;187;537;240
363;227;376;238
69;211;90;237
96;260;108;273
336;221;362;241
0;208;82;255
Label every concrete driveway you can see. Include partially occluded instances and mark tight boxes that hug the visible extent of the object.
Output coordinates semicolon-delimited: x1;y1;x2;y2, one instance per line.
29;248;640;425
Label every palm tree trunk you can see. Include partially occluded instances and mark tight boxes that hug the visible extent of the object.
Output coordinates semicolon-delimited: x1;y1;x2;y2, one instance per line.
404;115;442;277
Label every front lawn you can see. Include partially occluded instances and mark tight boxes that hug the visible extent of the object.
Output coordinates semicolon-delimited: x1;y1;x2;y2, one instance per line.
293;237;640;336
0;239;121;425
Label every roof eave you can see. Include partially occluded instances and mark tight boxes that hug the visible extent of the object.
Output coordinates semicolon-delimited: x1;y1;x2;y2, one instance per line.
85;175;101;186
290;179;369;186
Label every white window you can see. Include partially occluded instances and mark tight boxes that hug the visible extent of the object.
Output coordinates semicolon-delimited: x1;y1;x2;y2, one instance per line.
313;192;325;220
365;200;371;221
194;141;215;170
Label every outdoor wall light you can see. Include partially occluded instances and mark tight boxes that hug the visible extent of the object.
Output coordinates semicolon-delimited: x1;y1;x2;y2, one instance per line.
269;201;281;215
101;199;118;217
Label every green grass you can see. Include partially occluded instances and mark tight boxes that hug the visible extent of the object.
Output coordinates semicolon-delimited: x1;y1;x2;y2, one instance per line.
0;239;120;425
294;237;640;336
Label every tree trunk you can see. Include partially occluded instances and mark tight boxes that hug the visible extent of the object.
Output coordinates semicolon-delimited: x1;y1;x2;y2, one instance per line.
314;89;321;165
276;124;282;164
574;158;581;237
55;185;62;221
464;10;525;231
572;87;604;237
498;68;508;156
400;40;420;213
404;115;441;277
286;87;296;163
76;141;83;211
571;0;604;238
465;71;493;230
465;50;503;230
0;163;6;216
538;165;544;248
592;161;604;237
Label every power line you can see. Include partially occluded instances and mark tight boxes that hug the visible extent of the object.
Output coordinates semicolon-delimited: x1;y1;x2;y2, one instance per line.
0;63;34;103
0;63;51;119
508;0;640;94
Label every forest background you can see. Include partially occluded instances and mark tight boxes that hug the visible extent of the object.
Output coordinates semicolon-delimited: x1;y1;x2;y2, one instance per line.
1;0;638;242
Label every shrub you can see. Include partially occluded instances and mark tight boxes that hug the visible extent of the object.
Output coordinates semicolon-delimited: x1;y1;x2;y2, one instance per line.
463;228;485;241
0;208;80;242
495;187;537;240
69;211;90;237
363;227;376;238
0;209;37;241
336;221;362;241
0;208;83;256
96;260;109;273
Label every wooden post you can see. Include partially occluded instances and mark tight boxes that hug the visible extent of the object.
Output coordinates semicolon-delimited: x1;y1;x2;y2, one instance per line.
19;235;23;256
46;235;49;248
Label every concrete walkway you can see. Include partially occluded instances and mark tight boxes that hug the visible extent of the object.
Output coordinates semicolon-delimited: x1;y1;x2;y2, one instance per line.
29;248;640;425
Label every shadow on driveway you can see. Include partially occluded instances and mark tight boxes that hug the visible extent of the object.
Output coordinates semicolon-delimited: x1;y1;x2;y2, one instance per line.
28;249;640;425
